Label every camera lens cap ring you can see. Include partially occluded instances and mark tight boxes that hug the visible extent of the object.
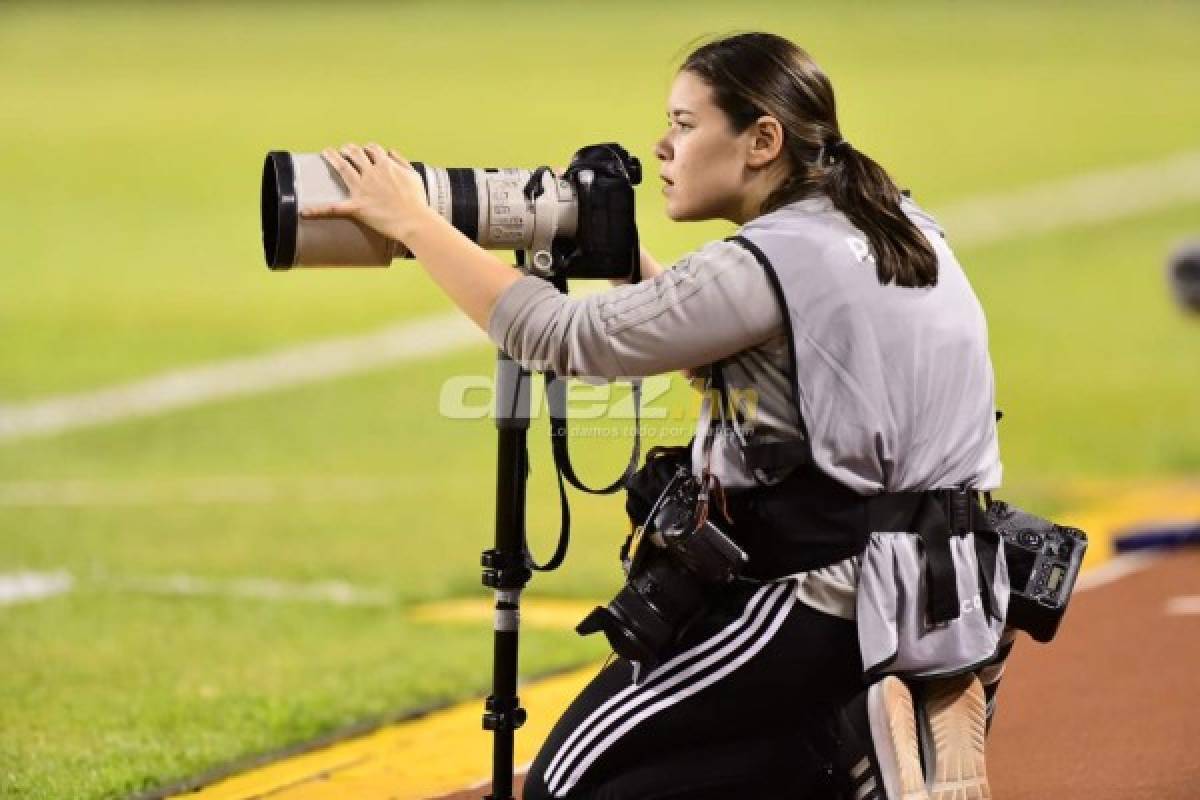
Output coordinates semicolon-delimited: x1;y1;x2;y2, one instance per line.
261;151;298;269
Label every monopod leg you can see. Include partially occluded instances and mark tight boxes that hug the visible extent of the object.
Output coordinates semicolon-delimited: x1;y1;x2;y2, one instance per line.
483;351;533;800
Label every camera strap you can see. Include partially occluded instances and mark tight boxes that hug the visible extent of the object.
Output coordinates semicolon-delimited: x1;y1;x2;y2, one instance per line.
526;375;641;572
522;270;644;573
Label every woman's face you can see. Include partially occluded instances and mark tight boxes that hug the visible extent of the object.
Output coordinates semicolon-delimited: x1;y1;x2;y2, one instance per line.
654;70;757;222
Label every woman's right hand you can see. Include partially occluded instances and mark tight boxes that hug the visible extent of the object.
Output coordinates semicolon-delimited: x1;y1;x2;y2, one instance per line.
609;244;664;287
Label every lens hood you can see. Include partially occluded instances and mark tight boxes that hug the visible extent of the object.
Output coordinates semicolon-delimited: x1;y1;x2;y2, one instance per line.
261;151;297;269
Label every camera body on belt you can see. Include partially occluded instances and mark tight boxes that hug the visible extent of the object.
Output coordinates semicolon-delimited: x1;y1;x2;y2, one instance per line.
576;464;748;675
987;500;1088;642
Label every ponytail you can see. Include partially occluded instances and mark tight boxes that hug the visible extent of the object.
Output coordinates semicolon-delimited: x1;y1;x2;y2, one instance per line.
820;142;938;288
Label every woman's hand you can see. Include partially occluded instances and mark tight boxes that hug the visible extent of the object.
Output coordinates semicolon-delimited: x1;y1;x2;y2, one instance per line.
300;142;431;243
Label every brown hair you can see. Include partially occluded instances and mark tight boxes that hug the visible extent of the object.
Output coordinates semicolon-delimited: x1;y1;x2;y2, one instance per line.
681;32;938;287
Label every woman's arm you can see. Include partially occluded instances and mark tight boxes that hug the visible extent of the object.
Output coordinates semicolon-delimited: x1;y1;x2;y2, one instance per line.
487;238;781;379
401;209;521;330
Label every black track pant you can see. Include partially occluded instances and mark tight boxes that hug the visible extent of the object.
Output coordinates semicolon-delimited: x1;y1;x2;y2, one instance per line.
523;579;865;799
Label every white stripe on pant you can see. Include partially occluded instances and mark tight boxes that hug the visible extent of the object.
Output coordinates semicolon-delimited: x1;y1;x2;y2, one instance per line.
546;581;797;796
543;581;785;786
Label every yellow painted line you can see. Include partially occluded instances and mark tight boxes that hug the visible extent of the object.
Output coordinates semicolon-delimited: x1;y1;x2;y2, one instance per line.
173;663;599;800
1056;478;1200;570
408;598;601;630
174;481;1200;800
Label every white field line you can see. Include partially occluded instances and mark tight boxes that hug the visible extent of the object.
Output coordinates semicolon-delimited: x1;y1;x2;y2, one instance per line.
2;149;1200;444
104;573;395;607
0;551;1167;612
1074;552;1158;592
0;570;74;606
0;313;482;443
0;569;395;608
936;149;1200;249
0;476;407;506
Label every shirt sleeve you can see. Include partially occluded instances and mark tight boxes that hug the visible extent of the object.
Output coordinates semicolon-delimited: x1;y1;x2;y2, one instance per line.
485;239;783;379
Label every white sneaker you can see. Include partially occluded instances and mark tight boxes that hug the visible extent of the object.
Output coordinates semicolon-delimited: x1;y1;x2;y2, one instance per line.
835;675;929;800
917;673;991;800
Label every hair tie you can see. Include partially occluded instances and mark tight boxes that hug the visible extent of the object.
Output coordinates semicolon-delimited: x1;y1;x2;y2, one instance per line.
817;137;851;166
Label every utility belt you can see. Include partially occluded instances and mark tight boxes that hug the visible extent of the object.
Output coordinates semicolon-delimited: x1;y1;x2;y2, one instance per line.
723;462;1001;627
576;366;1087;678
577;438;1004;678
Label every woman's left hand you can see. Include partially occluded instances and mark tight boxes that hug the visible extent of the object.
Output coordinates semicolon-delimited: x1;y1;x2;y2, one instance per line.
300;142;430;243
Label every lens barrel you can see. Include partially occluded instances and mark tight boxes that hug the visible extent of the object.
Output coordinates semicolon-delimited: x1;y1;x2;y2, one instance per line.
260;151;581;272
575;555;707;671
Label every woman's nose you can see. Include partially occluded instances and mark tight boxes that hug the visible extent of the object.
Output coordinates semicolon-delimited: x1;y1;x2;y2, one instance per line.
654;136;671;162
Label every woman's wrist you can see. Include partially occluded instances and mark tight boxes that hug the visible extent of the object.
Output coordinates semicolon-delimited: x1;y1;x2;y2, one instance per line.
389;204;440;245
639;245;664;280
610;245;665;286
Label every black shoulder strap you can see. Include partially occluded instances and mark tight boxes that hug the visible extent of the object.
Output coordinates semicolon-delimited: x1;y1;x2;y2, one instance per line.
724;235;812;470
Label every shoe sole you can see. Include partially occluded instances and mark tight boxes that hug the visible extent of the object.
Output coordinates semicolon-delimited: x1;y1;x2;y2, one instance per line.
866;676;929;800
923;674;990;800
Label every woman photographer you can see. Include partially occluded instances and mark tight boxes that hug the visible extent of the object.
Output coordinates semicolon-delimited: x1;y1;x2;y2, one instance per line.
306;31;1006;800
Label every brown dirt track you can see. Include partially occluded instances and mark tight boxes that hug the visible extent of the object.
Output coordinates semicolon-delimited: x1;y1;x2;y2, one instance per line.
436;549;1200;799
988;549;1200;799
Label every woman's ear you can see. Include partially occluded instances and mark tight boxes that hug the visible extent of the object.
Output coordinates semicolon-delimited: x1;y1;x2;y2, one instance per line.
745;115;785;168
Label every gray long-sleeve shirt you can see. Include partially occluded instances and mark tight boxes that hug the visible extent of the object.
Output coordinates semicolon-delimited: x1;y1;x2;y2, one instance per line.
487;197;1001;495
485;197;1002;619
486;238;781;381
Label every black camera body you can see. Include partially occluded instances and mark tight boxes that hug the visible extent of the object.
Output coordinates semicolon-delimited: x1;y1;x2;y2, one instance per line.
643;467;748;584
577;466;748;674
551;143;642;281
987;501;1088;642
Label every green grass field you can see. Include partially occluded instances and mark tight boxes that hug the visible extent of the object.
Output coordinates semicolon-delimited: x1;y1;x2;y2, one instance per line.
1;1;1199;797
